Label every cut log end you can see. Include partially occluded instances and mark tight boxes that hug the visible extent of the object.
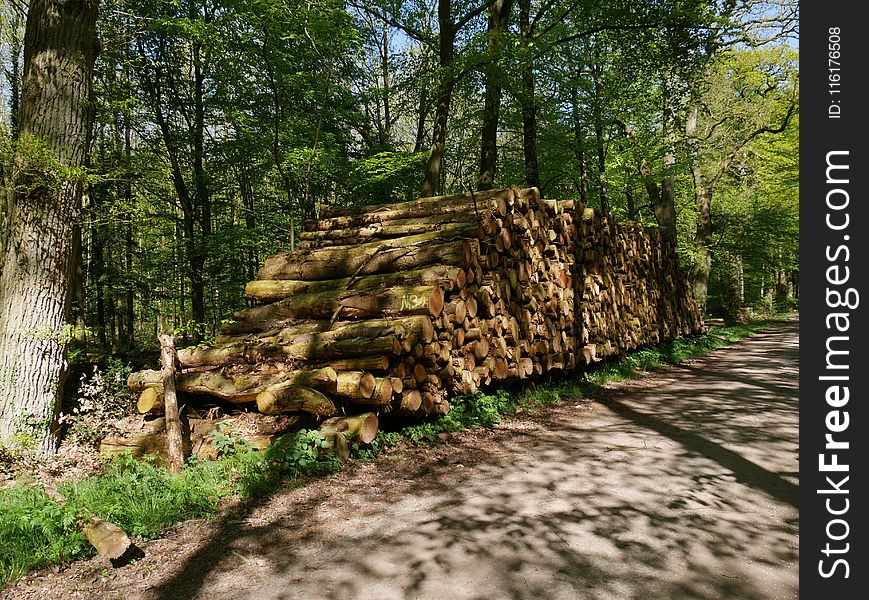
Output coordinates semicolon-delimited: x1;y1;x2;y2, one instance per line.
137;387;163;415
82;518;132;560
320;412;379;445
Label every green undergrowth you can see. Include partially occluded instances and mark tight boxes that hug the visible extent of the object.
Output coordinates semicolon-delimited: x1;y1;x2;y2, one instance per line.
0;431;341;586
0;313;790;587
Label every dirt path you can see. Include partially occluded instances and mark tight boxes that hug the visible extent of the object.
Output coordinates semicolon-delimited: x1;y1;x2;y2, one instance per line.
3;321;798;600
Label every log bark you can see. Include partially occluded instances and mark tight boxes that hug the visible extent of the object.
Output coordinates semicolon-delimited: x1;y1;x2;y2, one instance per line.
229;287;444;331
126;186;704;430
334;371;376;399
300;211;483;241
177;333;401;368
245;265;466;302
319;412;379;444
314;188;515;224
130;367;338;404
99;417;190;462
42;484;131;561
256;386;337;416
322;355;390;373
257;230;476;281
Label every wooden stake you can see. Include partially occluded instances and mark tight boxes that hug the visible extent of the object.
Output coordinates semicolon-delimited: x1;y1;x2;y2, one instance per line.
158;334;184;474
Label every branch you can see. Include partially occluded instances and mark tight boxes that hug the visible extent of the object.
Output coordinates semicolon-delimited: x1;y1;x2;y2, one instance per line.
541;21;717;60
712;100;797;184
347;1;433;47
533;0;583;39
701;115;729;141
455;0;500;34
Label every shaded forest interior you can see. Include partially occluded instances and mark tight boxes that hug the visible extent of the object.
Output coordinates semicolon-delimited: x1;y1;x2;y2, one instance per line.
0;0;797;454
0;0;795;352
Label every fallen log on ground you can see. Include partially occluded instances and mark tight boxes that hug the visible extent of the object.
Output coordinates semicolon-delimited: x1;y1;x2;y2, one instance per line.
42;484;131;561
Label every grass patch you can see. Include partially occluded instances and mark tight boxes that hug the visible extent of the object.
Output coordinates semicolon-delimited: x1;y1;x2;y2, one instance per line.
0;429;340;587
0;313;790;587
0;485;90;586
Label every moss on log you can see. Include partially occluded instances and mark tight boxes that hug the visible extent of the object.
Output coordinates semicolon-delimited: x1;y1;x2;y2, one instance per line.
130;367;339;404
229;287;444;332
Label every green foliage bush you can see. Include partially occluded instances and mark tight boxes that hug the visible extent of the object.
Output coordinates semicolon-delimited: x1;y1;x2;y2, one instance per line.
62;359;134;447
0;428;342;586
0;485;89;586
347;151;428;205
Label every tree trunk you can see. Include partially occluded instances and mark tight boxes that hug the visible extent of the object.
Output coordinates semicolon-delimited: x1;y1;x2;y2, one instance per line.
570;83;587;204
692;184;713;312
380;19;392;143
7;6;23;142
71;222;88;346
477;0;511;191
518;0;539;189
136;36;205;341
657;75;679;242
421;0;455;197
624;158;637;219
421;80;454;197
90;201;108;347
613;117;677;240
0;0;100;455
123;120;136;347
591;61;608;213
655;174;677;240
413;76;428;153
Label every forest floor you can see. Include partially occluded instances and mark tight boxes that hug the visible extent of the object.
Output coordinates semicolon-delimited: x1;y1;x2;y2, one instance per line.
1;319;798;600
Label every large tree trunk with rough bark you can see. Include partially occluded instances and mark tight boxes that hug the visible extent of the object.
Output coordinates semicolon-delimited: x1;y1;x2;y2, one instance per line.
0;0;100;455
613;117;677;241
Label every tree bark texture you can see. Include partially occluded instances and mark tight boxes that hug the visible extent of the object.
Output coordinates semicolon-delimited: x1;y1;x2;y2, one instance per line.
0;0;100;455
692;185;713;311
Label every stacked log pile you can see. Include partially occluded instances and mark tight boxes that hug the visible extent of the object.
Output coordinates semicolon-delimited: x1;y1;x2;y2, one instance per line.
573;208;704;363
121;186;703;458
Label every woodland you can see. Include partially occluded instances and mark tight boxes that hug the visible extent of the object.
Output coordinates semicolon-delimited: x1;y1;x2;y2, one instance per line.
0;0;798;458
